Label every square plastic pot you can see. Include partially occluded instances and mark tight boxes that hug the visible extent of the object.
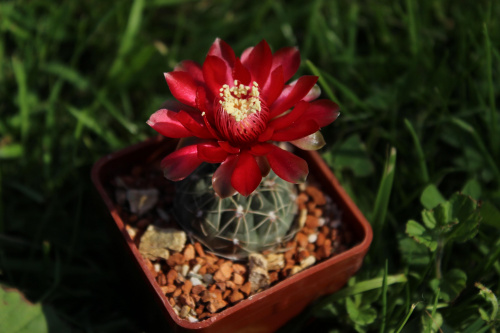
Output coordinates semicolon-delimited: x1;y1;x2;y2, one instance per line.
91;136;373;332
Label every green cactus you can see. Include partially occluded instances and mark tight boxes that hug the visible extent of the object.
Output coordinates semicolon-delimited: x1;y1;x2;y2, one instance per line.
173;165;299;259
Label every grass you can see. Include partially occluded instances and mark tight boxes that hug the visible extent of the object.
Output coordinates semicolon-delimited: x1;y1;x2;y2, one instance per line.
1;0;499;332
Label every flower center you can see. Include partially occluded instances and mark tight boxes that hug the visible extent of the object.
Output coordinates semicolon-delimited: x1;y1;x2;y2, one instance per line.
215;80;268;145
219;80;261;122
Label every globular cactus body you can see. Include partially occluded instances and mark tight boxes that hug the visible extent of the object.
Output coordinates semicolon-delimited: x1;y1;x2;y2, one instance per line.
174;166;299;259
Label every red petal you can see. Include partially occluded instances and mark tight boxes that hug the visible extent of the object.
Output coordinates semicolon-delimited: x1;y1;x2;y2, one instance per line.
272;46;300;82
269;75;318;119
218;140;240;154
174;60;204;84
147;109;192;138
249;143;274;155
288;79;321;102
267;100;309;131
176;110;213;139
161;145;203;181
240;46;254;63
261;66;284;106
255;155;271;177
203;55;229;98
257;126;274;142
267;146;309;183
271;119;319;141
232;58;251;86
302;100;340;127
208;38;236;68
231;152;262;196
241;40;273;87
212;155;238;198
165;71;199;108
197;142;228;163
195;86;210;115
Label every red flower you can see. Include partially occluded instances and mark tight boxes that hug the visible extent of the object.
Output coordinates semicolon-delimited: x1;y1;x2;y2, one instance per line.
148;39;339;198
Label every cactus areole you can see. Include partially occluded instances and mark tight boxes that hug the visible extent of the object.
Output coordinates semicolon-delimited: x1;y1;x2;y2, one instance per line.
148;39;340;258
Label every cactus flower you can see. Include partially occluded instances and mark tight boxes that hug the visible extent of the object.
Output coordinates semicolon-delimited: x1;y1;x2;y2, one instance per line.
148;39;339;198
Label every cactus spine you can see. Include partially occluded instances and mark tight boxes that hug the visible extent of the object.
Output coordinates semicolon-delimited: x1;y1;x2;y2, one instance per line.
174;166;299;259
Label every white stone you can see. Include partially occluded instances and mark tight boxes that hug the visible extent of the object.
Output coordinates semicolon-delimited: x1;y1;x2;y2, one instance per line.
308;233;318;243
190;276;203;286
181;264;189;277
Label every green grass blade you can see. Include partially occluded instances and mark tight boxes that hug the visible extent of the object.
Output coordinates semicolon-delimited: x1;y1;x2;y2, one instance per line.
67;106;122;148
406;0;419;56
0;143;23;159
372;147;397;244
404;118;429;183
12;56;29;141
462;318;488;333
483;23;498;156
314;274;407;309
379;260;388;333
451;117;500;183
96;90;138;135
305;60;341;107
0;36;4;81
109;0;145;78
0;167;3;233
318;67;368;111
42;62;90;91
394;303;417;333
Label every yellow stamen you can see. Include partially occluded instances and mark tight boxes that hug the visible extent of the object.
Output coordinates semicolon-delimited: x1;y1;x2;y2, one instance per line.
219;80;261;122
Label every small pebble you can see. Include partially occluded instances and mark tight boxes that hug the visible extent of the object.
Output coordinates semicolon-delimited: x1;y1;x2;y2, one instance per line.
192;264;201;274
300;255;316;268
203;274;214;284
190;277;203;286
187;315;198;323
181;264;190;277
179;305;191;319
308;233;318;243
173;305;181;316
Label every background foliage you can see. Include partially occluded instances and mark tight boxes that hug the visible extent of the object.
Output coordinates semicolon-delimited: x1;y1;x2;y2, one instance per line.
1;0;499;332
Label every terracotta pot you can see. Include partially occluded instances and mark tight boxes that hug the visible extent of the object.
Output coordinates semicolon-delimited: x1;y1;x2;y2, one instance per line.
91;136;373;332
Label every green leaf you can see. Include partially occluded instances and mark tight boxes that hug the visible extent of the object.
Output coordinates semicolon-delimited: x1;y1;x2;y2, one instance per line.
421;209;438;229
346;297;377;326
480;201;500;229
315;303;338;318
461;179;482;200
420;184;446;210
409;193;481;250
421;311;443;333
399;237;431;266
445;193;480;243
429;269;467;302
476;282;499;322
406;219;437;251
0;286;48;333
330;134;374;177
